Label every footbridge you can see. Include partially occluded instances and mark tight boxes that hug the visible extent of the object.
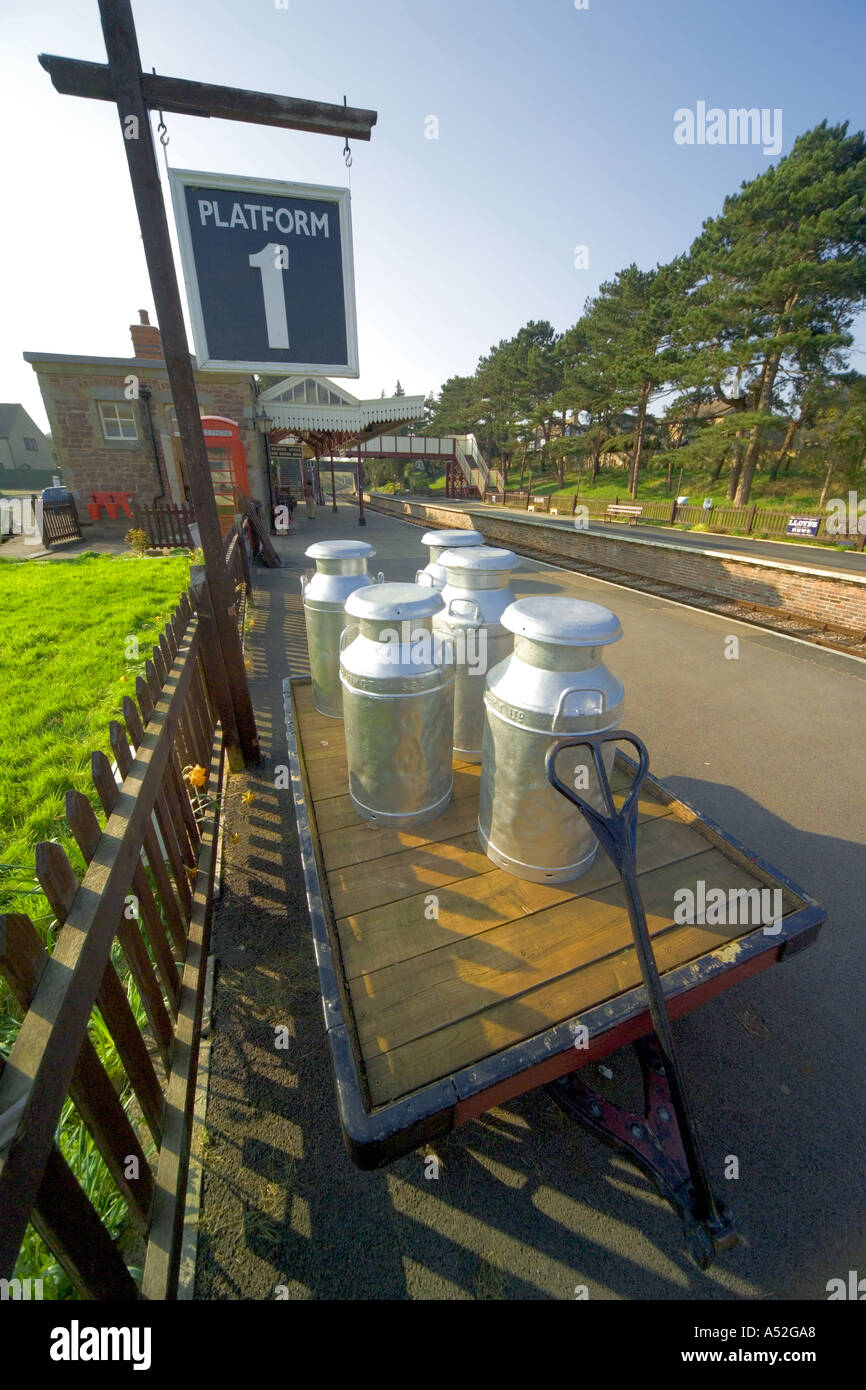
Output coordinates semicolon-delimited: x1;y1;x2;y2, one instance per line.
332;434;504;499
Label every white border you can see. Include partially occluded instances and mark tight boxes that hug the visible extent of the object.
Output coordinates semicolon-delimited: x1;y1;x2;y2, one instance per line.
168;167;359;378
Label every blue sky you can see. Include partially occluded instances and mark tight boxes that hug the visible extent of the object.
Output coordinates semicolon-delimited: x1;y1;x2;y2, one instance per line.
4;0;866;430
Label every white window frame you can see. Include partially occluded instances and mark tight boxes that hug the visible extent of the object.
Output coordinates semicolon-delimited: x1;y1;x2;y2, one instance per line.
99;401;138;442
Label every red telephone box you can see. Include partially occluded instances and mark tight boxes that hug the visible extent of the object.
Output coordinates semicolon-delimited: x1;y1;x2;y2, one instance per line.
200;416;250;535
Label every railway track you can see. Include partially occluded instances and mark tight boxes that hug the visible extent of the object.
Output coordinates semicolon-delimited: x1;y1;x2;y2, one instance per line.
386;508;866;660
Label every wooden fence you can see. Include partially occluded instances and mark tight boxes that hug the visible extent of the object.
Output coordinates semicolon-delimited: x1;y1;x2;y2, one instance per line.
37;498;82;547
132;501;197;550
489;490;865;545
0;523;251;1299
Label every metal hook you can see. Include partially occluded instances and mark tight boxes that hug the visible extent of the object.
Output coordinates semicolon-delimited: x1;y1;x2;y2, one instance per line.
153;67;169;147
342;95;352;167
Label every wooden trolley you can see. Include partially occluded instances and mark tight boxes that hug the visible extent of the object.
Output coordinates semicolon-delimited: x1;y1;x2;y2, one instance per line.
284;675;825;1259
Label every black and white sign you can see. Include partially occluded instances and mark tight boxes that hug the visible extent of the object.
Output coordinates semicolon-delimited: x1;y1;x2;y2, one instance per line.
169;168;359;376
786;515;821;537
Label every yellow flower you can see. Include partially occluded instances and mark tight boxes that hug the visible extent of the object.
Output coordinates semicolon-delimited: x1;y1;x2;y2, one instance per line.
244;659;251;670
120;674;128;683
231;832;239;845
241;790;254;806
248;619;256;629
186;764;207;789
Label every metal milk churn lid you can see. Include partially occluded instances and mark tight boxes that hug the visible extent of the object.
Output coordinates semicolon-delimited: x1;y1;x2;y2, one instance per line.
478;596;625;883
416;529;484;589
301;540;381;718
432;546;521;763
340;582;455;828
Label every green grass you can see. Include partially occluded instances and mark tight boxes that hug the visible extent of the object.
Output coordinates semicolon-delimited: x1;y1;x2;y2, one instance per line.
500;462;828;511
0;551;192;1296
0;552;192;920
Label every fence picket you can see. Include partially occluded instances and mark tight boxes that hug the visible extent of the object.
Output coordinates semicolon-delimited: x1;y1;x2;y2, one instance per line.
108;720;187;959
90;750;181;1012
65;789;174;1072
0;912;153;1233
34;841;165;1144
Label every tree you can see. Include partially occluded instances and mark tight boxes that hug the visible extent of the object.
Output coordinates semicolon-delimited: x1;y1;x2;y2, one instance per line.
394;380;405;397
425;374;481;436
801;373;866;512
580;265;675;496
675;122;866;505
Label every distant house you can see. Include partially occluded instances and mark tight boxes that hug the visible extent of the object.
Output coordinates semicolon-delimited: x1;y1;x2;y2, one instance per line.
0;404;52;471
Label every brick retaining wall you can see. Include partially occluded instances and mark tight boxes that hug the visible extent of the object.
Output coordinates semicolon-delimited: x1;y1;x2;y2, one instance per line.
366;494;866;635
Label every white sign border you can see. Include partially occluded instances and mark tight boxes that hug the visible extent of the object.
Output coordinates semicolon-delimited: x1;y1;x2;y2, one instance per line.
168;167;359;377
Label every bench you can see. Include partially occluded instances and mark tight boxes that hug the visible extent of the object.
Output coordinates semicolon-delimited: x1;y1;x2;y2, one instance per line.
604;503;643;525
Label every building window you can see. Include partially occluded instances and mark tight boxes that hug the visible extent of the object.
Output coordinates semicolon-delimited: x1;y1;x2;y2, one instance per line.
23;436;39;451
99;401;138;441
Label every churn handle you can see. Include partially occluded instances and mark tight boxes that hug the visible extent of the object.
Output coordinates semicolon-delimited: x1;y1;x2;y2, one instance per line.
339;623;360;653
551;685;607;733
446;597;482;622
415;569;435;586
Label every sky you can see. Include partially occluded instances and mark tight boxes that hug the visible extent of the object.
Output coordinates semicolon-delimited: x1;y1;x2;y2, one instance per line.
3;0;866;432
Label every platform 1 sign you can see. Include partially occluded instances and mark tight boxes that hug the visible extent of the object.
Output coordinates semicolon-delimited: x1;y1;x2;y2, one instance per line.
169;168;359;376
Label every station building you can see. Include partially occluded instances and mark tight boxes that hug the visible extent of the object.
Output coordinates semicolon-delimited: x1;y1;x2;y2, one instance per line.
23;311;424;518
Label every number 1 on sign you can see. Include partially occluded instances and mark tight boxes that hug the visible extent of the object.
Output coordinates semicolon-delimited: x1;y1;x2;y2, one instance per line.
249;243;290;349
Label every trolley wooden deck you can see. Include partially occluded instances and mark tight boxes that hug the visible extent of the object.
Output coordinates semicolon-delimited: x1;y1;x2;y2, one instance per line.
284;675;825;1168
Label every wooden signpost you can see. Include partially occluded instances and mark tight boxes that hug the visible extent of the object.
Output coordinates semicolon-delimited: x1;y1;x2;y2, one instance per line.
38;0;378;766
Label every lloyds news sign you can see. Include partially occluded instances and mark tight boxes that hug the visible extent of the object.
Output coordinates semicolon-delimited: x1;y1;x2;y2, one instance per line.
169;168;359;376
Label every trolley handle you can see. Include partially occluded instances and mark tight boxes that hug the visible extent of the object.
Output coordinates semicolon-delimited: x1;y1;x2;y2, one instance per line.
545;730;649;873
545;729;736;1257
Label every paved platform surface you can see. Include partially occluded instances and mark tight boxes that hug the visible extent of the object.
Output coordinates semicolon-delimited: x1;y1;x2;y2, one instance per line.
429;496;866;575
195;499;866;1301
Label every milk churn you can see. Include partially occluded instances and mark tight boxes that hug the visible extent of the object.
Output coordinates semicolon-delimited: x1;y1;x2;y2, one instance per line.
432;546;520;762
301;540;381;718
340;583;455;828
416;529;484;589
478;597;624;882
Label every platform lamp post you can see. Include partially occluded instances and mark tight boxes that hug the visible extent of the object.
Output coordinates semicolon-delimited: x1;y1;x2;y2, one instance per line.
254;408;275;531
357;443;366;526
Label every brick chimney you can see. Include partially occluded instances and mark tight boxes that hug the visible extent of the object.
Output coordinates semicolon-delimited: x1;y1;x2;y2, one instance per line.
130;309;163;360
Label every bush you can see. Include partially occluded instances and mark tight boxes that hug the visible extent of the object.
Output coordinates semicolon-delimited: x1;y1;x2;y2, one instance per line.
124;527;148;556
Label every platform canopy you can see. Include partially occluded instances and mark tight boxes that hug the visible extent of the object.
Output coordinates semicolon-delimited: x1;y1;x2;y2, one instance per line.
258;374;425;457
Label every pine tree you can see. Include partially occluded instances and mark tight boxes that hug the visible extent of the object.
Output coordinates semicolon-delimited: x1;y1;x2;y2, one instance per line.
674;122;866;505
580;265;675;496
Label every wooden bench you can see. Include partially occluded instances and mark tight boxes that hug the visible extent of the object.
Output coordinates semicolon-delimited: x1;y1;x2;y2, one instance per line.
604;503;643;525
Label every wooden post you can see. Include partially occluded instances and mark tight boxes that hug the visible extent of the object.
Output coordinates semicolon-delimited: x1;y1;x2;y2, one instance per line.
747;504;757;535
330;456;338;512
95;0;259;763
189;568;244;773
